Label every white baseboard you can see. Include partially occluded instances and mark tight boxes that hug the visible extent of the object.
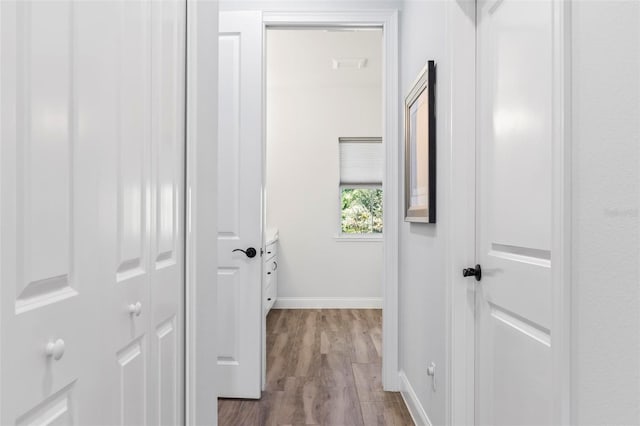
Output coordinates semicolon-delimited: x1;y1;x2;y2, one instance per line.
273;297;383;309
399;370;432;426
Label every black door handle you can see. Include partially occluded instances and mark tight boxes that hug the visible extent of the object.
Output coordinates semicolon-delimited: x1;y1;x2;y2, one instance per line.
462;264;482;281
233;247;257;258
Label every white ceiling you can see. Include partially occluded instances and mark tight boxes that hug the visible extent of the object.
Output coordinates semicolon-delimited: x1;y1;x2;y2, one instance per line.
266;28;383;89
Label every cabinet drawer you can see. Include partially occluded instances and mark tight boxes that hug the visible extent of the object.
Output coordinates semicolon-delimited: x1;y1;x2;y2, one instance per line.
264;280;276;311
264;282;276;311
264;241;277;261
263;239;278;314
264;259;278;279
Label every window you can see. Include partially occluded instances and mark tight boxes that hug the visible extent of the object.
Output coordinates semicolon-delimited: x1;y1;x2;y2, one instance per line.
339;137;383;235
341;187;383;234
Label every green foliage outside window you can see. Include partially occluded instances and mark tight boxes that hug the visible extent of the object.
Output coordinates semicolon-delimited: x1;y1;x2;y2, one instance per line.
341;188;383;234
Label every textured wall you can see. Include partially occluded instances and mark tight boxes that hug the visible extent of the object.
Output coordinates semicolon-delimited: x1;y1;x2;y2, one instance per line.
571;2;640;424
398;1;450;424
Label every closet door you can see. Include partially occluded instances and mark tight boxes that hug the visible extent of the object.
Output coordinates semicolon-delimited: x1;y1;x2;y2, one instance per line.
475;0;554;424
0;2;112;424
0;2;186;424
148;1;186;424
102;1;187;425
106;3;154;425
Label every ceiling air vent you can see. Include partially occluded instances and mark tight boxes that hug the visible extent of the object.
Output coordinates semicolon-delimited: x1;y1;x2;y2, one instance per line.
331;58;368;70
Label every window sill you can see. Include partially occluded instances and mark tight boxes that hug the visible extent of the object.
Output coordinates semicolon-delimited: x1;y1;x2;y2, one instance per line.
334;234;384;243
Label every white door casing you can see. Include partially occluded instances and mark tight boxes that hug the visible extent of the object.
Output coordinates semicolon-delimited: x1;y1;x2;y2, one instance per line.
1;1;186;424
185;0;220;424
476;0;554;424
261;9;400;392
217;11;263;399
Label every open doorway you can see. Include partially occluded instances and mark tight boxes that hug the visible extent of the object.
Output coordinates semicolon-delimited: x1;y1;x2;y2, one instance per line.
217;25;412;424
265;25;389;421
264;28;385;309
216;8;403;423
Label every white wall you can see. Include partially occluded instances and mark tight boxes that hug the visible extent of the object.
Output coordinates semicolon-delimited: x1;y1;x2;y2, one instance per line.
397;1;451;425
266;30;384;302
571;2;640;424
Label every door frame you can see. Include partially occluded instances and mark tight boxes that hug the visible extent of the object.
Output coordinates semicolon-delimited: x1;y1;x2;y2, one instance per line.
446;0;477;424
261;10;400;391
447;0;572;424
550;0;572;423
185;0;219;424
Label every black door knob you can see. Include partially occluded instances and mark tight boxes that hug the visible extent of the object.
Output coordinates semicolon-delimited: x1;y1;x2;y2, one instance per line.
233;247;257;258
462;264;482;281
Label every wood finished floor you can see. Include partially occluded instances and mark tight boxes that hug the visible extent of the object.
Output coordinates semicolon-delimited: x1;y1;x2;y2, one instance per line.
219;309;414;426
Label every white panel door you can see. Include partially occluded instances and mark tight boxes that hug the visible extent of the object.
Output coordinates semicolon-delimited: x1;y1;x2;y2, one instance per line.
148;1;186;424
475;0;553;425
217;11;263;399
105;3;153;425
102;1;186;425
1;1;186;424
0;2;103;423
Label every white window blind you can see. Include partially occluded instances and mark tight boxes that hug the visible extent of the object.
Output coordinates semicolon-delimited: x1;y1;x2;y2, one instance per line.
339;137;383;185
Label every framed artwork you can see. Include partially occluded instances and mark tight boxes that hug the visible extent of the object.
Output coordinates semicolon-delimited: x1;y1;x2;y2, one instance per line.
404;60;436;223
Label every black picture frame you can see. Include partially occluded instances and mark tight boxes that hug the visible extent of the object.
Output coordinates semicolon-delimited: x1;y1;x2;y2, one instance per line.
404;60;436;223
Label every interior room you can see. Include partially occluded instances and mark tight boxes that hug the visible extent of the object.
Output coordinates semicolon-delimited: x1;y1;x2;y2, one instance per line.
217;27;411;423
265;28;384;307
0;1;638;426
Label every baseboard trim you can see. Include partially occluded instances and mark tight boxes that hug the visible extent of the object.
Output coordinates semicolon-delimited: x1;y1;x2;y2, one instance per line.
273;297;383;309
399;370;433;426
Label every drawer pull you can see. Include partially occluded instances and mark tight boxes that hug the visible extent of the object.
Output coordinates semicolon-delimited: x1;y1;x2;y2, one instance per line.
273;261;278;271
267;298;272;301
267;271;271;275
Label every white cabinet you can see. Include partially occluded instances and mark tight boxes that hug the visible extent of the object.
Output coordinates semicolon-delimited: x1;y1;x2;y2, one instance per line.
263;236;278;313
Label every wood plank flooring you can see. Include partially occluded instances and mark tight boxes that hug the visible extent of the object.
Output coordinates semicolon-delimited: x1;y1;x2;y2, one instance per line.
219;309;414;426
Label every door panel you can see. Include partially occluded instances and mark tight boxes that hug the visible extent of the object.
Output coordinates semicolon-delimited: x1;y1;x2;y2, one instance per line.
476;0;553;425
1;1;186;424
153;0;182;270
217;268;242;361
217;11;263;399
16;0;75;313
218;34;242;236
1;2;91;423
16;383;76;426
117;0;149;283
109;3;152;426
148;1;185;424
156;317;178;426
116;339;147;426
